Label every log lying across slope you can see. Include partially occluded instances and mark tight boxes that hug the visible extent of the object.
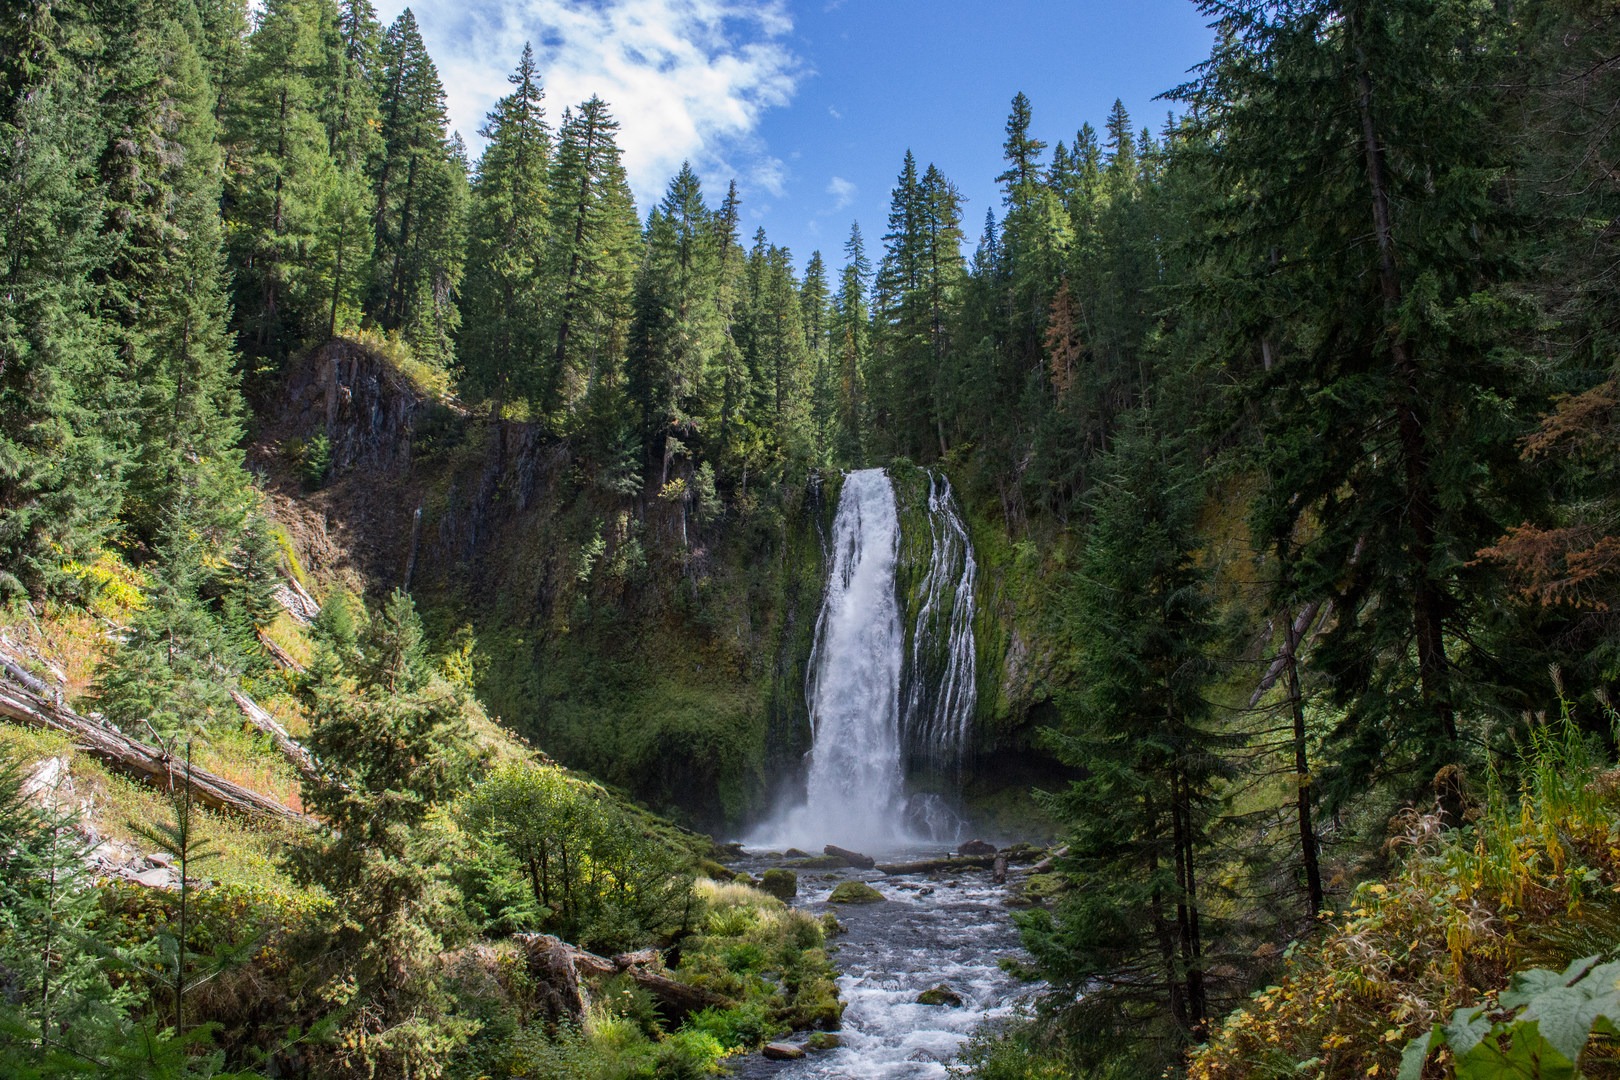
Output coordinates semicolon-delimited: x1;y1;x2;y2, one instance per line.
230;689;320;783
0;679;314;826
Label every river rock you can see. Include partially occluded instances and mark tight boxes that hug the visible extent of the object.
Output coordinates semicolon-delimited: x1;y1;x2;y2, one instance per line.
784;848;810;859
806;1032;841;1051
917;984;964;1007
828;881;886;904
763;1042;806;1060
759;868;798;901
958;839;997;857
825;844;876;869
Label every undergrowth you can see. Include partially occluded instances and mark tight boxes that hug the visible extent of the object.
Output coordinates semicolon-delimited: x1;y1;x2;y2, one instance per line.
1188;715;1620;1079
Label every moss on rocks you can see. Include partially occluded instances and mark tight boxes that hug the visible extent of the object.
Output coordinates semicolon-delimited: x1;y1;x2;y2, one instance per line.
827;881;885;904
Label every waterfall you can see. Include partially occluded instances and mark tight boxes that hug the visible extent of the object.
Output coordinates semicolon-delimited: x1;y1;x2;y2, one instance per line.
903;471;979;772
747;466;979;851
797;468;906;850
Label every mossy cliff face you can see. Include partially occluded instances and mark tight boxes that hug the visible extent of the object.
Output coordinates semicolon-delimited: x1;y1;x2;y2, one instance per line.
889;465;1061;791
255;339;837;831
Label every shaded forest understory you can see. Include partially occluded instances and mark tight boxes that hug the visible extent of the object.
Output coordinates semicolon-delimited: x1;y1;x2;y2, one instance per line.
6;0;1620;1077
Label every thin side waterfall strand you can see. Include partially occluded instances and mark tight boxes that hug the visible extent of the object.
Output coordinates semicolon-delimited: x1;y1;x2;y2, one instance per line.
799;467;906;850
903;470;979;772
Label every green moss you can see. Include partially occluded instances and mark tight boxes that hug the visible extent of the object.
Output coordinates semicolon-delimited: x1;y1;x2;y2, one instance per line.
827;881;885;904
759;868;797;900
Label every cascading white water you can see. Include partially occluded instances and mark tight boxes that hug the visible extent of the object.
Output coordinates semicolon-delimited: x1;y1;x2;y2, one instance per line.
903;471;979;772
749;467;982;851
754;468;907;851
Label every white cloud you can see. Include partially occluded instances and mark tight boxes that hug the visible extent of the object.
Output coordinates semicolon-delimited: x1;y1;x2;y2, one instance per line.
378;0;803;212
826;175;856;211
752;156;789;198
827;105;842;121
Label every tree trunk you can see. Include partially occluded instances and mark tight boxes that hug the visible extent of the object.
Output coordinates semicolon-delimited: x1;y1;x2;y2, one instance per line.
515;934;730;1026
1284;609;1325;916
0;680;312;825
230;689;320;783
1354;43;1455;749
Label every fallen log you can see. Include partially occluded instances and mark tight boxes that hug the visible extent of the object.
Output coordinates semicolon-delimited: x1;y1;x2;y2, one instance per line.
230;689;319;782
824;844;875;869
515;934;729;1025
256;628;306;674
1029;845;1069;875
273;580;321;625
0;644;59;701
877;855;996;875
0;680;313;827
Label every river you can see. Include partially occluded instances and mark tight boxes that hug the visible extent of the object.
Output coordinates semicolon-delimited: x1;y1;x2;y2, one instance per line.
725;848;1036;1080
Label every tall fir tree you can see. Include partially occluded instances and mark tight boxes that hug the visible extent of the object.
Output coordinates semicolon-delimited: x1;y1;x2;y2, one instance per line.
1020;421;1224;1070
541;95;639;427
830;222;872;465
0;6;123;596
460;43;551;404
627;162;723;482
1185;0;1541;797
99;0;244;543
223;0;333;368
370;8;465;368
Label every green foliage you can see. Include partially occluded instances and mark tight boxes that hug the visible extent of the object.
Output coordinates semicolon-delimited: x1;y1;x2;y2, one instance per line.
290;587;481;1077
687;1000;781;1051
459;762;697;953
296;432;332;487
1399;955;1620;1080
92;505;246;740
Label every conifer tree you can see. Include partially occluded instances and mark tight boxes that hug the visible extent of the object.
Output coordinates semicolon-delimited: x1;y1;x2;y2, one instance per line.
100;0;244;542
0;10;123;597
1020;421;1223;1069
461;43;551;404
627;162;723;480
370;9;465;368
830;223;872;464
293;588;477;1077
704;180;757;480
224;0;332;366
1185;0;1538;795
871;155;965;457
542;96;639;425
93;504;244;740
308;0;381;339
801;250;835;464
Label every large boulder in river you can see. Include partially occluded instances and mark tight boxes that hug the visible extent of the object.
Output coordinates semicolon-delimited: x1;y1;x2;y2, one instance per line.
825;844;876;868
958;839;998;857
918;984;965;1007
828;881;886;904
759;868;798;901
763;1042;806;1060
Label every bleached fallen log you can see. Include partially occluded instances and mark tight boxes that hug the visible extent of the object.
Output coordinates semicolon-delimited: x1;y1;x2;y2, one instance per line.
0;679;312;826
515;934;729;1025
273;580;321;625
230;689;319;782
1248;600;1328;708
256;628;306;674
1029;845;1069;875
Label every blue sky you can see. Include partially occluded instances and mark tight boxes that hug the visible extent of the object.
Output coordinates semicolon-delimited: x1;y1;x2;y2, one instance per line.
377;0;1216;272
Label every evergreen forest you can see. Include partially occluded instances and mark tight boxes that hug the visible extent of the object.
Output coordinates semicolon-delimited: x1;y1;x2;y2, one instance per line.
4;0;1620;1077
